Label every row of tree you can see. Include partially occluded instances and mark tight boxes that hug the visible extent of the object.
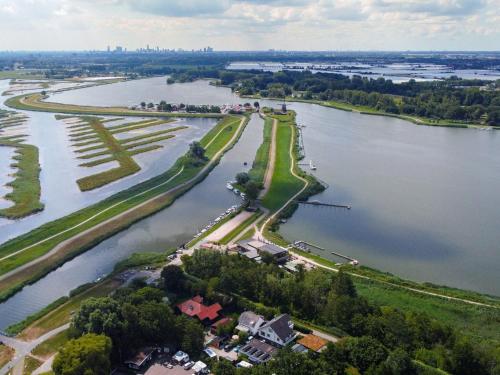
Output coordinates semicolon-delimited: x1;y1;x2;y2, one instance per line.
53;280;205;374
178;250;500;375
172;69;500;125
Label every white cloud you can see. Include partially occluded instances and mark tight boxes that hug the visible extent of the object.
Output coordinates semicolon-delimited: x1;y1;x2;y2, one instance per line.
0;0;498;50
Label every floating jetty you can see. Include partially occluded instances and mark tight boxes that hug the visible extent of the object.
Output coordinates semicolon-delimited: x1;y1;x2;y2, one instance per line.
298;200;351;209
293;240;359;265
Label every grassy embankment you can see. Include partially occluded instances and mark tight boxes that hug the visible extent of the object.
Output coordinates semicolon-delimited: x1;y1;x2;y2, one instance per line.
5;93;223;118
31;331;70;360
0;115;43;219
283;247;500;345
0;115;246;303
248;116;273;185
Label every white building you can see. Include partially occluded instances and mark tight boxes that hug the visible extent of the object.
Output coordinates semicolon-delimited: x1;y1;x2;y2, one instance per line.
258;314;296;347
236;311;266;335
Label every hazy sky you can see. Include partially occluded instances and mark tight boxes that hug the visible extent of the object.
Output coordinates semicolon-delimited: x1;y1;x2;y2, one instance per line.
0;0;498;51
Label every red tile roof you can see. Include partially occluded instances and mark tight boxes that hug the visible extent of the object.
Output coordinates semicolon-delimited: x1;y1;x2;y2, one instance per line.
177;295;222;321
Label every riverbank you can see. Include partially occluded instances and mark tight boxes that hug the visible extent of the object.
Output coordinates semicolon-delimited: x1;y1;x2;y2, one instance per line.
242;94;500;130
0;115;248;303
5;93;224;118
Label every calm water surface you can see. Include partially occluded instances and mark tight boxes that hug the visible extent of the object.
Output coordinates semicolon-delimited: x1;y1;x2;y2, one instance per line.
279;102;500;295
0;79;217;242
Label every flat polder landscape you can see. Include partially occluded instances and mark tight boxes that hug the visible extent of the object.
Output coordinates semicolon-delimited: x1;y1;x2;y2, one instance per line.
0;17;499;373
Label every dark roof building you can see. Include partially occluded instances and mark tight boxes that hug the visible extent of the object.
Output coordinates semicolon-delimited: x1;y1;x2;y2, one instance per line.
124;347;155;370
237;240;289;263
240;338;278;364
258;313;296;347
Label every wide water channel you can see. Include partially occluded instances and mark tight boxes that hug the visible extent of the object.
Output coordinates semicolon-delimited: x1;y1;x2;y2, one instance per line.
1;77;499;329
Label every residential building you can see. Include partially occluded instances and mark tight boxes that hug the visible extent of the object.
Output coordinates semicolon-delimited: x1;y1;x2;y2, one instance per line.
258;313;296;347
176;295;222;323
297;334;328;352
240;338;278;364
236;311;266;335
124;347;154;370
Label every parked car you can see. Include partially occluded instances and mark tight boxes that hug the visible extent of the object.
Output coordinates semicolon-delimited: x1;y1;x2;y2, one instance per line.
184;361;195;370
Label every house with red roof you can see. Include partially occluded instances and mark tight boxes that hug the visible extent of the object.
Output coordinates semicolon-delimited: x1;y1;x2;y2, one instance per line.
176;295;222;324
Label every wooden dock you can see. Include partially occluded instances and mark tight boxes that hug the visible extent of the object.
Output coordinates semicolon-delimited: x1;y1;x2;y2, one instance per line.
298;200;351;209
293;241;359;265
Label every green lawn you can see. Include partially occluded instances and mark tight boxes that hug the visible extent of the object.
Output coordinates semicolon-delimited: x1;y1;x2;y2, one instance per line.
17;278;121;340
261;113;305;212
248;116;273;185
32;330;70;359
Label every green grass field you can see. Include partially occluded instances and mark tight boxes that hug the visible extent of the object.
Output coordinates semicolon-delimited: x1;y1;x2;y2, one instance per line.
248;116;273;185
31;330;70;359
0;70;45;80
261;113;306;211
289;248;500;344
0;142;44;219
0;115;246;303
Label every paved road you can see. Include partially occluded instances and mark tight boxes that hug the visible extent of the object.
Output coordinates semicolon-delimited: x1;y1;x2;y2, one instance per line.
0;324;70;375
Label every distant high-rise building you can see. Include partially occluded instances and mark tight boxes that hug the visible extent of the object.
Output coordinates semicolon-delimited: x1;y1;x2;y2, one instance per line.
107;46;110;52
115;46;123;52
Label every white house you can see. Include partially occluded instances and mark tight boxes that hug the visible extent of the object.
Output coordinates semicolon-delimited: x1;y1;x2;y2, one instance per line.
236;311;266;335
258;314;296;347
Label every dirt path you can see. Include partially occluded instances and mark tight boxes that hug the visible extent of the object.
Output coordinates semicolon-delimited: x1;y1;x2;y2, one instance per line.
204;211;254;242
259;117;277;199
256;122;309;238
0;117;246;288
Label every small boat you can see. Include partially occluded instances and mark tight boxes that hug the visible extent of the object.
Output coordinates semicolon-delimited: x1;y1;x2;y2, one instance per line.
309;160;317;170
241;193;247;199
226;183;233;190
234;189;240;195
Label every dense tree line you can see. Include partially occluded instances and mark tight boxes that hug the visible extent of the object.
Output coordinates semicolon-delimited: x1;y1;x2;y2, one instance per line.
67;280;204;364
171;69;500;125
180;250;500;375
